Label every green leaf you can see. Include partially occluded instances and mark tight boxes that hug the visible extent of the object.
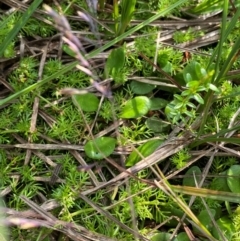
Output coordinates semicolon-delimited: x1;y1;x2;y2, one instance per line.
209;83;220;92
194;209;216;233
193;93;204;104
195;63;207;80
176;232;190;241
212;217;235;240
126;139;163;167
146;117;170;133
183;166;201;187
117;0;136;36
130;81;155;94
183;61;201;83
211;171;231;192
151;232;178;241
174;94;184;102
63;44;75;58
120;96;151;118
227;165;240;193
159;206;184;226
185;110;195;118
105;46;125;77
186;80;199;88
73;93;99;112
174;102;184;110
84;137;116;160
185;73;193;83
186;102;196;108
150;98;168;110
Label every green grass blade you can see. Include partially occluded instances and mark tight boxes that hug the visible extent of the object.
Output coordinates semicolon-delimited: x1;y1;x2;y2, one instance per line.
173;185;240;203
207;5;240;73
212;0;228;79
0;0;42;57
117;0;136;36
199;0;238;135
215;37;240;83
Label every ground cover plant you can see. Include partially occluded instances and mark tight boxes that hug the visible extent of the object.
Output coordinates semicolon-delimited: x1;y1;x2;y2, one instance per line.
1;0;240;240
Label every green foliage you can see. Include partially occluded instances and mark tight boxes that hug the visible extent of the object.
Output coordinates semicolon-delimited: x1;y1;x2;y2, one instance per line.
136;0;191;18
157;47;183;75
0;198;9;241
232;206;240;240
0;0;42;57
84;137;116;159
171;148;191;169
116;0;136;36
105;46;127;84
73;93;100;112
9;57;38;88
114;177;168;223
119;120;153;144
135;31;158;58
2;0;240;240
111;0;136;37
130;80;155;94
165;61;218;123
48;105;87;142
212;216;236;240
0;13;20;57
22;16;54;37
227;165;240;193
190;0;240;14
120;96;152;118
183;166;201;187
173;27;204;44
126;139;163;166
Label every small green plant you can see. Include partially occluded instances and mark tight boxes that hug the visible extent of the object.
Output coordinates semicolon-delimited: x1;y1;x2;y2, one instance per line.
171;148;191;169
165;61;219;123
173;27;204;44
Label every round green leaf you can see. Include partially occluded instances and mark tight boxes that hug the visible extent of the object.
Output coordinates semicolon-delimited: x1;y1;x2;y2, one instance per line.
120;96;151;119
107;47;125;69
227;165;240;193
130;81;155;94
150;98;168;110
146;117;170;133
160;206;184;226
183;61;200;83
183;166;201;187
211;171;231;192
126;139;163;167
212;217;235;240
176;232;190;241
84;137;116;159
194;209;216;233
151;232;178;241
73;93;99;112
